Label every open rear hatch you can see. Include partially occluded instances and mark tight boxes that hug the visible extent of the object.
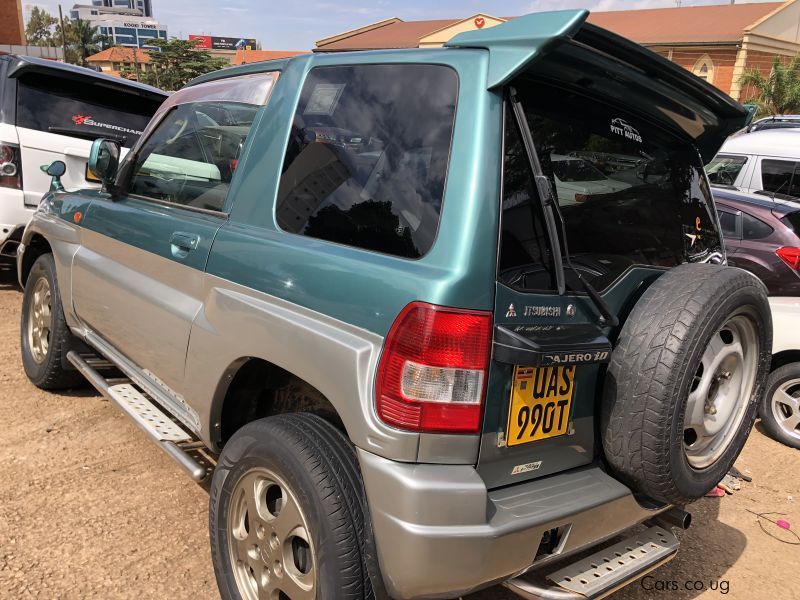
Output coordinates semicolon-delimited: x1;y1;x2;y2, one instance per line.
448;11;749;488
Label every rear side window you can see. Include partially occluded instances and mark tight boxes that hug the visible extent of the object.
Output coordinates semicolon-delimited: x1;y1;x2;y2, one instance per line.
276;64;458;259
761;159;799;198
782;211;800;234
706;155;747;186
15;73;161;148
717;209;740;239
742;213;774;240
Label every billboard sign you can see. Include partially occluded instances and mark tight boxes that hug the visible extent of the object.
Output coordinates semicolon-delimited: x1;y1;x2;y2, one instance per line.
189;35;258;50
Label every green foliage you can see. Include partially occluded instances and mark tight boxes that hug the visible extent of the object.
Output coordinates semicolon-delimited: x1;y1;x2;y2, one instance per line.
70;18;108;66
739;55;800;117
130;38;229;91
25;7;59;46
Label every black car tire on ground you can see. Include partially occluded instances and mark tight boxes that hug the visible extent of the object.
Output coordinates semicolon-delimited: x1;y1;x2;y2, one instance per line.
20;253;84;390
759;363;800;449
210;413;379;600
601;263;772;505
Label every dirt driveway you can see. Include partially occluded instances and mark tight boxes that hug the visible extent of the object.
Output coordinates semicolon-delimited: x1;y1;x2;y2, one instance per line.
0;266;798;600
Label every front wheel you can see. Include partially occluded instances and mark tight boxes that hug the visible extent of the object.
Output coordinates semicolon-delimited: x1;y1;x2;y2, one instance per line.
20;253;84;390
759;363;800;449
210;414;375;600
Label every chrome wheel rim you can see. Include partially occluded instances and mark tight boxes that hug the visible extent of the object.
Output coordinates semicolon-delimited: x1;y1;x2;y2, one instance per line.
228;467;316;600
27;277;52;364
770;378;800;442
684;314;759;469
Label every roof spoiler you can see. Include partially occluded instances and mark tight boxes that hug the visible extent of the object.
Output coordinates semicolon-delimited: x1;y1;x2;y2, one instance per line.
446;10;749;162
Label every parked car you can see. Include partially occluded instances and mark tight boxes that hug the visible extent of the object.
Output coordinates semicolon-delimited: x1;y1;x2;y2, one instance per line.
705;129;800;198
746;114;800;133
713;187;800;449
550;154;631;205
17;10;771;600
0;55;166;263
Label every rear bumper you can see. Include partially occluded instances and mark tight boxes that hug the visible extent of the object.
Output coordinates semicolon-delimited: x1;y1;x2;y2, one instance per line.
357;449;668;599
770;297;800;354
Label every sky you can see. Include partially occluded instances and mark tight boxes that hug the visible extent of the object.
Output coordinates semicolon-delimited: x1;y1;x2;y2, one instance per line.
23;0;782;50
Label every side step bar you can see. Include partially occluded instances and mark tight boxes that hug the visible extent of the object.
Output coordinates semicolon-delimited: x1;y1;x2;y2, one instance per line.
67;351;207;482
504;525;679;600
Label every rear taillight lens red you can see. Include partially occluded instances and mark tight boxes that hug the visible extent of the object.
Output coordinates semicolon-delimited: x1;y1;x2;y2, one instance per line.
0;143;22;189
376;302;493;434
777;246;800;271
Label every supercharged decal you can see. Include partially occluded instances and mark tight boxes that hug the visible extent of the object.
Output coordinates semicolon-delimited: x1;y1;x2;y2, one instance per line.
72;114;143;136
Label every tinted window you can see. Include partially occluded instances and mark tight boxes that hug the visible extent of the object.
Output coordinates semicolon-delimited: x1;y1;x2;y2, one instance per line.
718;209;740;238
16;73;161;148
781;212;800;234
761;159;797;197
127;101;259;211
706;154;747;186
277;64;458;259
500;82;722;292
742;213;774;240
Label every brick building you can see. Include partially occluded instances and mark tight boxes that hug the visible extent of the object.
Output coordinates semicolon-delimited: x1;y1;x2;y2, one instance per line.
314;1;800;101
0;0;25;46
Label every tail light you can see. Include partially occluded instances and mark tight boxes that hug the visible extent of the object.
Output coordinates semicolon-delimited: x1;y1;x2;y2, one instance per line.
0;143;22;189
575;193;588;203
777;247;800;271
376;302;493;433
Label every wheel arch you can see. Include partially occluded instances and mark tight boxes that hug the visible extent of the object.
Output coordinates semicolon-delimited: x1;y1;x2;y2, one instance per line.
211;356;347;451
19;233;52;287
771;350;800;372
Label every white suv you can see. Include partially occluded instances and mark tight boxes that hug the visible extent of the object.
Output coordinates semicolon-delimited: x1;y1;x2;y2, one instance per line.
0;55;165;263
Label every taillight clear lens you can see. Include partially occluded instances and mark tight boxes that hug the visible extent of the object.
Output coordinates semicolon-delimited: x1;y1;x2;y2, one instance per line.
376;302;493;433
777;246;800;271
0;143;22;189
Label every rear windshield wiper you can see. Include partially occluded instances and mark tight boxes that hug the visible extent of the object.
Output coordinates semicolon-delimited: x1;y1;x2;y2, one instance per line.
507;87;619;328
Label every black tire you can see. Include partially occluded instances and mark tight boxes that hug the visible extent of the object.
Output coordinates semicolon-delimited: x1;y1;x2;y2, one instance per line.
758;363;800;449
601;263;772;505
210;413;380;600
20;253;84;390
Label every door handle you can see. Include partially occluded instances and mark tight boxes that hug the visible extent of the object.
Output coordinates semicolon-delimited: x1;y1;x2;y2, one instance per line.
169;231;200;258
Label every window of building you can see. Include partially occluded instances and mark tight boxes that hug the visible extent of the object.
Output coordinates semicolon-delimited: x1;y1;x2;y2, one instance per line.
742;213;774;240
112;62;121;71
692;55;715;83
276;64;458;259
761;159;798;196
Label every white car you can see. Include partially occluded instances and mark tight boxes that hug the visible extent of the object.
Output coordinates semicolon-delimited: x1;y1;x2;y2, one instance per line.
550;154;631;205
706;129;800;198
0;55;165;264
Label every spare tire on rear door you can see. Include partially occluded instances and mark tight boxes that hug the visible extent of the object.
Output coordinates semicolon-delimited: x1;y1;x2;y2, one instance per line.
601;263;771;505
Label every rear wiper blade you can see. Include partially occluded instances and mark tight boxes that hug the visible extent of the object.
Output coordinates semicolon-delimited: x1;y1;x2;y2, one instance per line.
508;87;565;296
507;87;618;328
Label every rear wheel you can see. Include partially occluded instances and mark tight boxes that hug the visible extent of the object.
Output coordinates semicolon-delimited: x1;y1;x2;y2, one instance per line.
20;253;84;390
210;413;375;600
759;363;800;449
601;264;771;505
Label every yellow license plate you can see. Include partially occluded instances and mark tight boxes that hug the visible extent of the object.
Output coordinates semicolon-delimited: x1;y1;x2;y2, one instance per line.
506;365;576;446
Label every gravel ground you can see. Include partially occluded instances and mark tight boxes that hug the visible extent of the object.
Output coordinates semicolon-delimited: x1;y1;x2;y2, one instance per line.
0;265;798;600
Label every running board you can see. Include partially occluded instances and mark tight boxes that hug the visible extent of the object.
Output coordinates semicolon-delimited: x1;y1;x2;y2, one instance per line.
67;351;208;482
504;526;679;600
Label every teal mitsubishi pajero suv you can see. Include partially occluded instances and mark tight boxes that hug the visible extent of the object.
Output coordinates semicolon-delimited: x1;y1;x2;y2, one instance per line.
17;10;771;600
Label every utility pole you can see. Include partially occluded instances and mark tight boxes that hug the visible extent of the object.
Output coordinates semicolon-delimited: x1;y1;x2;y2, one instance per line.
133;46;140;82
57;5;69;63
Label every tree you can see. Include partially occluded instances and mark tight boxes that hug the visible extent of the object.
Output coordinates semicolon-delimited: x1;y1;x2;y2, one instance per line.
132;38;229;91
739;55;800;116
25;6;58;46
69;18;107;66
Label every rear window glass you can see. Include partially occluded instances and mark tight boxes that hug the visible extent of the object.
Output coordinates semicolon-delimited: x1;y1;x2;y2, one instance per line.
782;212;800;234
276;64;458;259
15;73;162;147
706;154;747;186
718;209;739;238
761;159;799;198
500;82;722;293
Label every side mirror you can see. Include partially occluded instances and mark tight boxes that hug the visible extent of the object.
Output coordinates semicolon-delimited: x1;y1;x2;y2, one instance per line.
40;160;66;192
88;138;121;188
